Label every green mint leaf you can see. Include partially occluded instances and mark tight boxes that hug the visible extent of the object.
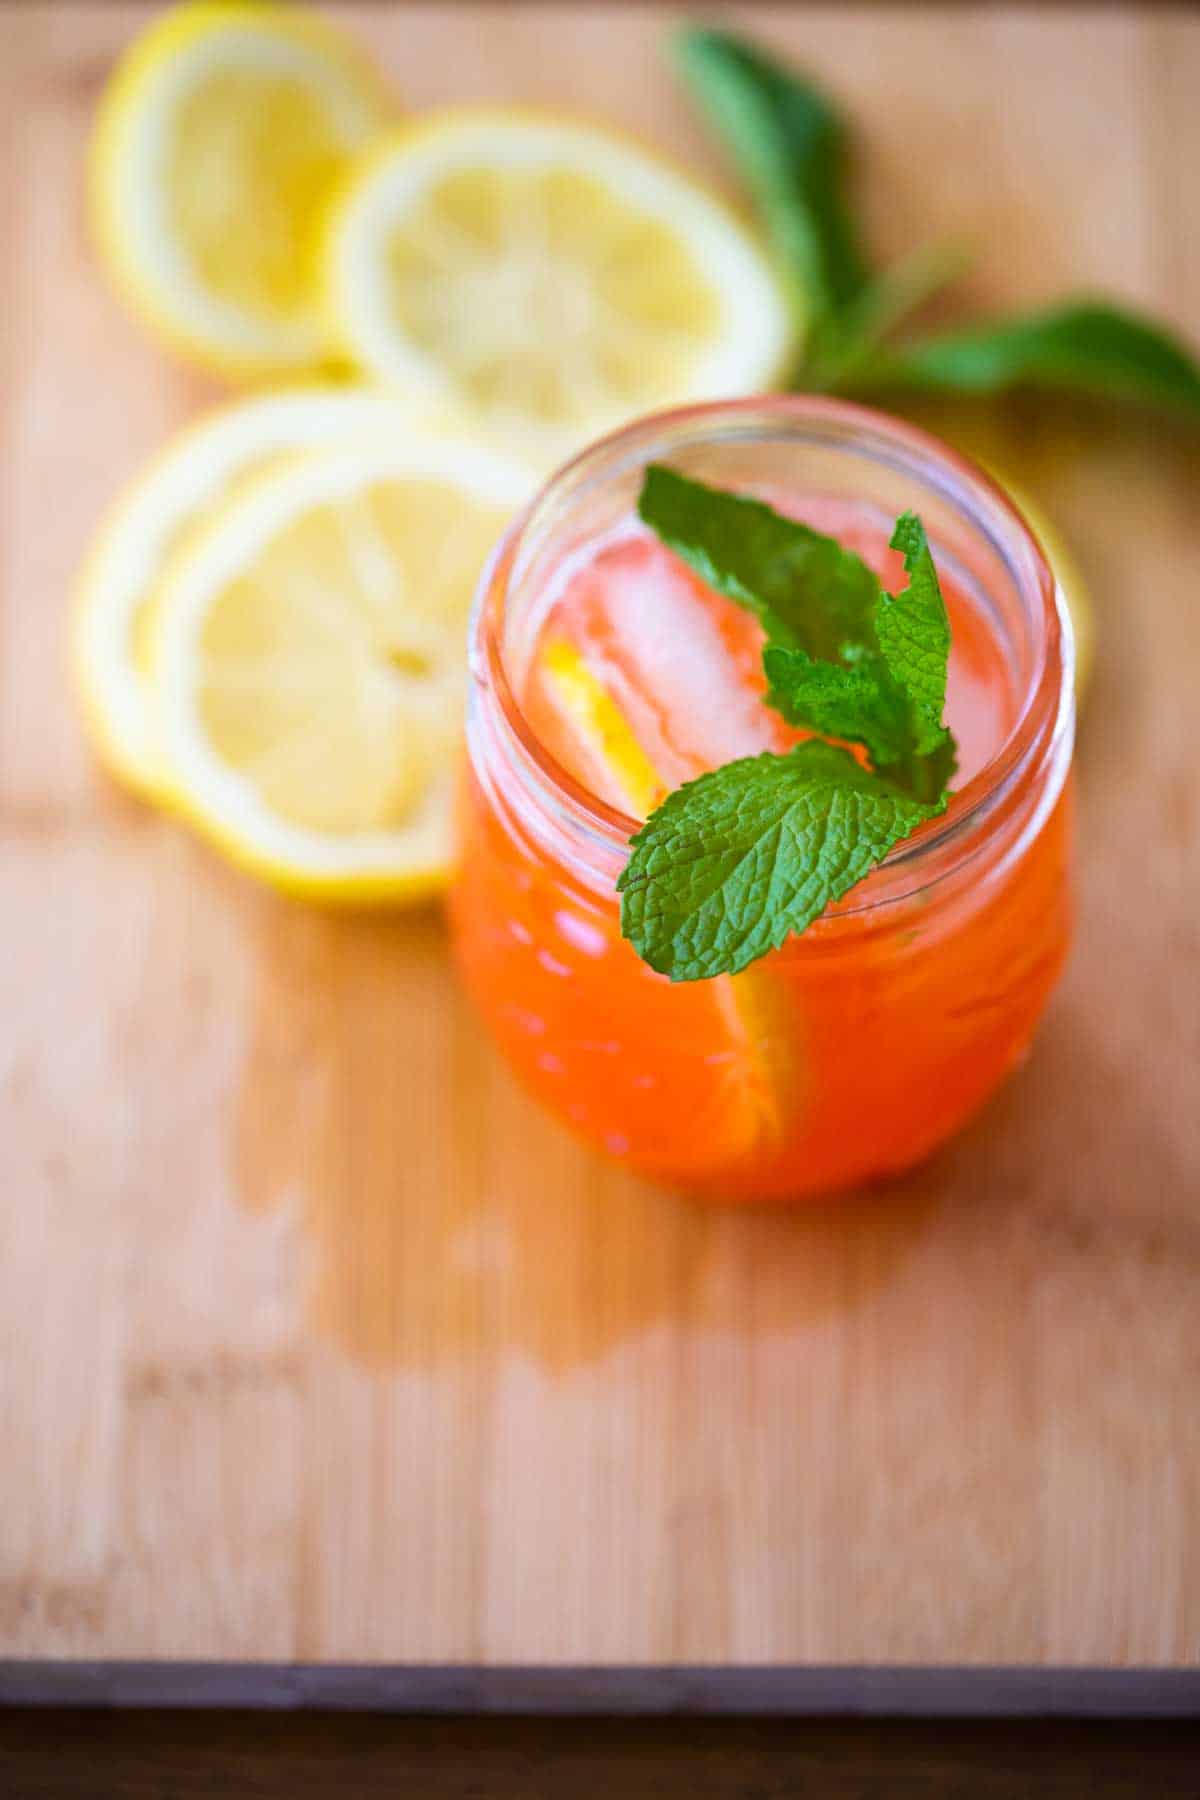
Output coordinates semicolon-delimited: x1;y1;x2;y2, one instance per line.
618;742;939;981
638;467;957;801
673;26;868;350
848;300;1200;418
637;463;879;660
876;512;952;755
762;643;911;774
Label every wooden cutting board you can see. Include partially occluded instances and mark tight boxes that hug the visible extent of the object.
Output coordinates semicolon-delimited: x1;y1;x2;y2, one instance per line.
2;2;1199;1675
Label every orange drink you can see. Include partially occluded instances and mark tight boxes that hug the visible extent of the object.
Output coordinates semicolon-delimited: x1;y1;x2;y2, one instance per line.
451;399;1074;1200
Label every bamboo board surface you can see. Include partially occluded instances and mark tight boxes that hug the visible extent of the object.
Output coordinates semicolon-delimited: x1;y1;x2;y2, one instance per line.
2;3;1199;1671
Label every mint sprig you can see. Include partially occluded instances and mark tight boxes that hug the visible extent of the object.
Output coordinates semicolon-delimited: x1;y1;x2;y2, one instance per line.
620;469;956;980
674;25;1200;420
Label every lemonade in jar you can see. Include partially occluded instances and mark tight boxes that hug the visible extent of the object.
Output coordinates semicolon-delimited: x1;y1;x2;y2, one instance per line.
451;398;1074;1200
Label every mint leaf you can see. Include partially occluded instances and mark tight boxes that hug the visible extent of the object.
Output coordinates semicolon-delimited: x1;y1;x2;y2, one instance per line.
851;301;1200;418
618;742;939;981
638;463;878;660
762;643;911;774
673;27;867;352
672;28;974;385
877;512;952;755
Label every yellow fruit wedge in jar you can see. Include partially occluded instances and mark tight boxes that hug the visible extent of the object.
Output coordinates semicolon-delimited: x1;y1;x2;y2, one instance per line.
537;636;800;1162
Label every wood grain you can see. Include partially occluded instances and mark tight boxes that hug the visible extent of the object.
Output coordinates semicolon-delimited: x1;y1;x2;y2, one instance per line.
1;3;1198;1670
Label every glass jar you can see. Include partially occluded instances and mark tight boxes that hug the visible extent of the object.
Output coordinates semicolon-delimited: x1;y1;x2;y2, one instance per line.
450;398;1074;1201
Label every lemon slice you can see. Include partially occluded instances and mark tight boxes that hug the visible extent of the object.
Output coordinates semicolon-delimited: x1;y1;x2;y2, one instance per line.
73;387;444;800
989;470;1095;700
536;636;799;1161
323;111;795;465
90;1;391;378
151;440;532;900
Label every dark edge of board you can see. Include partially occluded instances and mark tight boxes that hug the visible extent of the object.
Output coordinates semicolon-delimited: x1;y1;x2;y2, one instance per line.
1;1663;1198;1716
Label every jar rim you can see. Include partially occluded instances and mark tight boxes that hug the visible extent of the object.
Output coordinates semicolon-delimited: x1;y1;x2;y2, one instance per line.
472;394;1072;912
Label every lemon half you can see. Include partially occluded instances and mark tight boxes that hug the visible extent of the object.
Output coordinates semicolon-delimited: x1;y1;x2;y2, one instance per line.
90;1;392;378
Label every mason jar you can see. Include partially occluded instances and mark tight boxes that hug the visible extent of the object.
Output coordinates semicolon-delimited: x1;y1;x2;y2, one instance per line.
451;397;1074;1201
